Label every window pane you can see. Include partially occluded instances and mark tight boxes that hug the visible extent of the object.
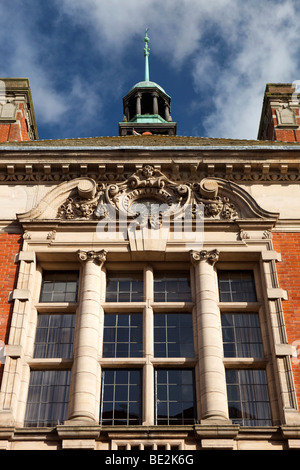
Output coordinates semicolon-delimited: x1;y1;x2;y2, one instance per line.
40;271;79;303
221;313;263;358
154;272;192;302
218;271;257;302
226;369;272;426
100;369;142;425
154;313;194;358
106;273;143;302
103;314;143;358
155;369;195;425
34;314;75;358
24;370;70;427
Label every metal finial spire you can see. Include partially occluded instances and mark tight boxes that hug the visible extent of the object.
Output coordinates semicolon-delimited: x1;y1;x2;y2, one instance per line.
144;28;150;82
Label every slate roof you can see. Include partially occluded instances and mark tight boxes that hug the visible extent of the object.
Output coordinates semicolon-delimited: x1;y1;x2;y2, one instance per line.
0;134;299;148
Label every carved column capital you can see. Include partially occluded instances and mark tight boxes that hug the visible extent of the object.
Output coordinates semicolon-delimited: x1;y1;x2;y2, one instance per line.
77;249;107;267
190;249;220;266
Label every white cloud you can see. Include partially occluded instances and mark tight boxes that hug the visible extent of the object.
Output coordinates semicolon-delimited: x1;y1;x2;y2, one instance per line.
56;0;300;139
200;1;300;139
0;2;69;126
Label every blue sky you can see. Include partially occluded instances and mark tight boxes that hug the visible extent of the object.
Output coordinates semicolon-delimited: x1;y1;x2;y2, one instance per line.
1;0;300;141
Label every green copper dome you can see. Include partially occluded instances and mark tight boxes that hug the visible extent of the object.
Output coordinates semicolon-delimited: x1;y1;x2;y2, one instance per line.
130;80;169;96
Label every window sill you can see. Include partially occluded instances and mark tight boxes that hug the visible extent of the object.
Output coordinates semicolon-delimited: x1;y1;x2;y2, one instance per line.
223;357;268;367
218;302;261;311
27;358;73;369
36;302;79;312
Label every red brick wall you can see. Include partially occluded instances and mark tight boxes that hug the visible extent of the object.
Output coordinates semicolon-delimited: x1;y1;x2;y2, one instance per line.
0;103;29;142
274;128;300;142
0;233;22;386
272;233;300;408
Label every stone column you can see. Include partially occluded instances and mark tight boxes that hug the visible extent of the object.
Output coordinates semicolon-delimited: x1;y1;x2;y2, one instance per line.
191;249;230;423
143;265;154;425
152;92;159;115
68;249;107;424
164;100;171;122
136;93;142;115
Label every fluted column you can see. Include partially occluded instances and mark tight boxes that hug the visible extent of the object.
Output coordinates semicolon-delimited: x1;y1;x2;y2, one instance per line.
191;249;230;423
68;249;107;424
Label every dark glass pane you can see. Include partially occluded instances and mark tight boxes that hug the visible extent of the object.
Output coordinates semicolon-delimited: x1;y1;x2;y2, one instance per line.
155;369;195;425
154;343;166;357
115;385;128;402
130;343;143;357
106;273;143;302
103;314;143;358
154;272;192;302
100;369;142;425
116;343;129;357
34;314;75;358
40;271;78;303
118;293;130;302
117;328;130;342
222;313;263;358
226;369;272;426
117;370;129;384
24;370;70;427
218;271;257;302
154;313;194;358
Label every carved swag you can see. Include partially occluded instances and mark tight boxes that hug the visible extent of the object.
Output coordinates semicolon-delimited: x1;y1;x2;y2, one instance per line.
57;165;239;223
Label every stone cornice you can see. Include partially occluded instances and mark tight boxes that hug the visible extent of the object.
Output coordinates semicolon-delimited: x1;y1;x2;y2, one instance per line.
0;157;300;183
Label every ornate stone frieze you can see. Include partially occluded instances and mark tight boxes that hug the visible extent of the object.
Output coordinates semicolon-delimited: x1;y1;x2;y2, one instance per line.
2;161;300;183
58;195;100;220
18;167;279;226
101;165;191;225
56;167;240;223
192;179;238;220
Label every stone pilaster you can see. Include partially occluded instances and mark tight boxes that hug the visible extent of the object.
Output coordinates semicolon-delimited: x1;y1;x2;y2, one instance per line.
190;249;230;423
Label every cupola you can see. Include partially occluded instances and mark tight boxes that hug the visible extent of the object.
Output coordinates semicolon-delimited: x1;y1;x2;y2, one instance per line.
119;29;177;136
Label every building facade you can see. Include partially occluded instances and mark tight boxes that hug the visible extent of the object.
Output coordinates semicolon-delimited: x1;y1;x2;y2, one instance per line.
0;55;300;450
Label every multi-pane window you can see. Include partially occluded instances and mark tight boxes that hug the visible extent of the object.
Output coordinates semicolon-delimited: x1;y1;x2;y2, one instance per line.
34;314;75;359
226;369;272;426
25;271;77;427
106;273;143;302
100;369;142;425
154;313;194;357
101;268;195;428
25;263;275;429
103;313;143;358
40;271;78;303
218;270;257;302
219;269;272;426
221;313;263;358
155;369;195;425
154;272;192;302
24;370;71;427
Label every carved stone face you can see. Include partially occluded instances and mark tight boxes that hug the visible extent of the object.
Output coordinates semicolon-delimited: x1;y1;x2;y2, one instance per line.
142;165;154;178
